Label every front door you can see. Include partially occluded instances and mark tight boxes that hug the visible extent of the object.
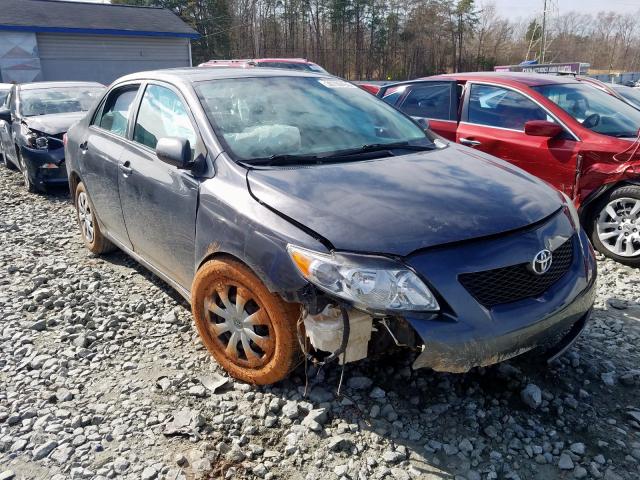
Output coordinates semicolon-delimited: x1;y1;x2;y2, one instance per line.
377;80;459;141
118;83;201;289
80;85;141;250
457;83;580;196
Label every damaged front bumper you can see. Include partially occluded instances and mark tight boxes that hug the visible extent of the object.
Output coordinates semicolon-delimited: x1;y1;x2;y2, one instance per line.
21;146;67;186
405;211;597;373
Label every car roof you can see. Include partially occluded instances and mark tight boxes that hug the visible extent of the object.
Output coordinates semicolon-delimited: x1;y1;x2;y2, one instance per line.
19;81;104;91
114;66;330;86
429;72;581;87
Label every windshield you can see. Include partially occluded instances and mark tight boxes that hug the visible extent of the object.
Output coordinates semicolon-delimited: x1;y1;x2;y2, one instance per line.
20;86;104;117
614;86;640;111
195;76;432;162
532;83;640;138
255;62;329;74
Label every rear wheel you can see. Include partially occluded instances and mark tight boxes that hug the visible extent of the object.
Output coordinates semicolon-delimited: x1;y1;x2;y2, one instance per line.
192;259;301;385
2;144;17;170
589;185;640;267
75;182;115;254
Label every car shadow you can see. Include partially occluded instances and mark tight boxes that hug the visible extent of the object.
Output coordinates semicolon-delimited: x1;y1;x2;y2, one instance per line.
259;300;640;479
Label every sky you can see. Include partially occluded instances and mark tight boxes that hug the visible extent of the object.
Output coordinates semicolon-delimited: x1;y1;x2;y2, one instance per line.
482;0;640;20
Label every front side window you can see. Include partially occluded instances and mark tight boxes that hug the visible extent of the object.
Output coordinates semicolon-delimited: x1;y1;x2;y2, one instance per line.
195;76;433;162
399;83;453;120
133;84;197;155
19;86;104;117
468;84;550;131
533;83;640;138
93;87;139;137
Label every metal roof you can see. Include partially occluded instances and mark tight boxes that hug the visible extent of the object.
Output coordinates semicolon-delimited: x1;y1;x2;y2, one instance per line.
429;72;580;87
19;81;104;91
0;0;199;38
113;66;328;87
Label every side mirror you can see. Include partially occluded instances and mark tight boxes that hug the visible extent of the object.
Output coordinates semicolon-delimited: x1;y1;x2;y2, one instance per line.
156;137;191;169
524;120;563;138
414;117;430;130
0;108;11;123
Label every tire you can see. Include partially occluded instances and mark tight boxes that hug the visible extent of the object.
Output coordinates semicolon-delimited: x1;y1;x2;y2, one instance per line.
2;144;17;170
17;147;37;193
192;258;302;385
74;182;115;254
588;185;640;267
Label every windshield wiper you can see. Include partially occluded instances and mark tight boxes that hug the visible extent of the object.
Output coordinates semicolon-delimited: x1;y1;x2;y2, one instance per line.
241;154;322;167
241;141;435;167
325;141;435;158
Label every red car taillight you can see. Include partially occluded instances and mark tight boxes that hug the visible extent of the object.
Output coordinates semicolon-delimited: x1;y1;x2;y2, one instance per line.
63;133;68;147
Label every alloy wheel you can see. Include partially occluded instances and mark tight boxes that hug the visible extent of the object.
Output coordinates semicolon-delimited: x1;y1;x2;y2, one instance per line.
19;152;31;189
203;283;275;369
77;191;95;243
596;197;640;257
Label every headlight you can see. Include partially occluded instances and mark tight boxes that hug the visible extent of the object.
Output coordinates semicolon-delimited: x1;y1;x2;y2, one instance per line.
287;245;439;312
561;192;580;228
21;124;48;150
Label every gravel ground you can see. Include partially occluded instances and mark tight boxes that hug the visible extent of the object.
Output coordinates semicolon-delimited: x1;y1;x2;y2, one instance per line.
1;165;639;480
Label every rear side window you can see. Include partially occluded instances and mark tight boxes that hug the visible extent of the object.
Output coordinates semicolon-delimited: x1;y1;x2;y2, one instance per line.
468;84;550;131
92;86;139;137
133;84;197;156
399;83;452;120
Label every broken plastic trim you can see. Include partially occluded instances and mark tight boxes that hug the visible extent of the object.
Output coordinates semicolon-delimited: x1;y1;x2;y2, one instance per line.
296;304;350;365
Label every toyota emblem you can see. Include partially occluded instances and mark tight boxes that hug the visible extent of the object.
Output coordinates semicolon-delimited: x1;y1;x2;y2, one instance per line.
531;249;553;275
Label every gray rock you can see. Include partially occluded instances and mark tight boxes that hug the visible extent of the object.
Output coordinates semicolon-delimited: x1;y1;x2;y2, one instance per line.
281;401;300;419
347;376;373;390
574;466;588;479
141;466;158;480
32;440;58;460
56;388;73;402
570;442;586;455
113;457;130;474
521;384;542;409
558;453;575;470
369;386;386;399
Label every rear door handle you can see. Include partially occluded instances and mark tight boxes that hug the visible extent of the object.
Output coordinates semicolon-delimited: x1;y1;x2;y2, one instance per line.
460;138;482;147
119;161;133;175
79;141;88;151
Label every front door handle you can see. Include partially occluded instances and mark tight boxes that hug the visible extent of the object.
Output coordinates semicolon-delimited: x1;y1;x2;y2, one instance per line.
119;161;133;175
460;138;482;147
79;141;88;152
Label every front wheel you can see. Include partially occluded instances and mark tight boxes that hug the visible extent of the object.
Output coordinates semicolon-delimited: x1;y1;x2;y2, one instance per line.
589;185;640;267
17;148;37;193
191;258;301;385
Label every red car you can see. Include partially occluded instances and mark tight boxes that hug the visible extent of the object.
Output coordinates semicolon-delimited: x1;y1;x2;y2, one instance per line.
375;72;640;266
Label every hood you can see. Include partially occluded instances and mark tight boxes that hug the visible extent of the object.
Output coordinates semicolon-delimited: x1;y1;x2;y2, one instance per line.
247;145;563;256
23;111;86;136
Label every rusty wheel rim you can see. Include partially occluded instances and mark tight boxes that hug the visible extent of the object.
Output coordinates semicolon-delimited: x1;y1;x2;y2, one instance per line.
203;283;275;368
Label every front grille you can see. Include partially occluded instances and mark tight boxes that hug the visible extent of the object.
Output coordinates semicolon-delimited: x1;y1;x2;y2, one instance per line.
459;237;574;308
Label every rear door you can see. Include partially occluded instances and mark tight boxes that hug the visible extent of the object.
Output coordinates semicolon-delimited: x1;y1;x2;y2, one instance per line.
118;82;201;289
457;82;581;196
80;84;141;249
377;80;459;141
